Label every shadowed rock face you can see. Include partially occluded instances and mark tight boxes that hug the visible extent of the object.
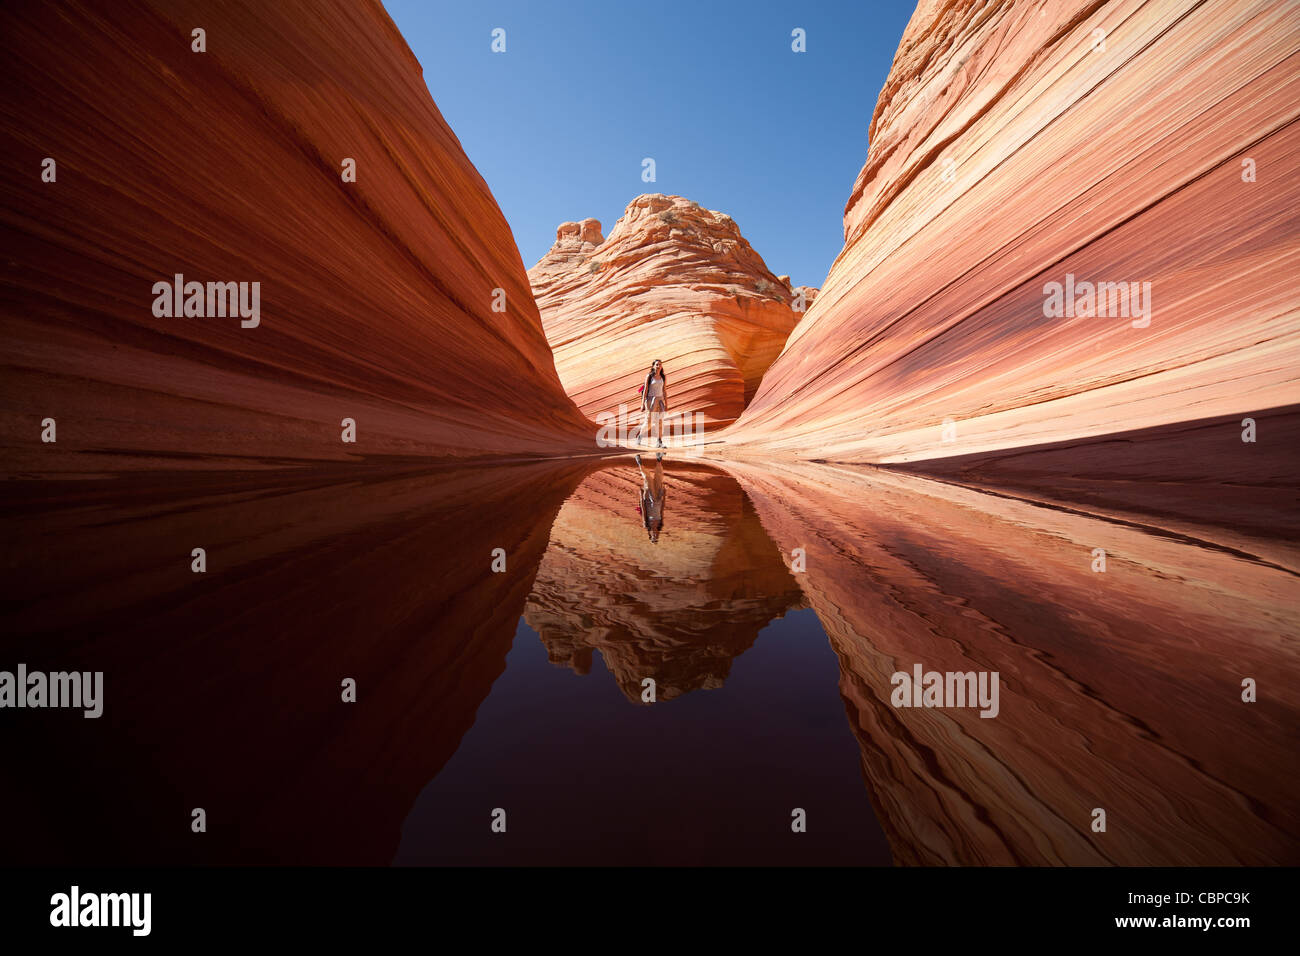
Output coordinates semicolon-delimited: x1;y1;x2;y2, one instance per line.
729;0;1300;463
529;194;800;429
525;462;806;701
724;459;1300;865
888;404;1300;571
0;0;591;476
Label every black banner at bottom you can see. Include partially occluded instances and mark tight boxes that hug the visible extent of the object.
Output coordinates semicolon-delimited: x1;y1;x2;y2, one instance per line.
0;865;1282;944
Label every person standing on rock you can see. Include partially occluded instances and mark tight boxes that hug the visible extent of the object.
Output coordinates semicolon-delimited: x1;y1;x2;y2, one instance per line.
640;359;669;448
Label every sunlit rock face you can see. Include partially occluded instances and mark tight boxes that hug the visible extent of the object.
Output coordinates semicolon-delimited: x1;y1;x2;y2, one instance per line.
529;195;800;430
729;0;1300;463
524;462;806;700
724;459;1300;865
0;0;591;476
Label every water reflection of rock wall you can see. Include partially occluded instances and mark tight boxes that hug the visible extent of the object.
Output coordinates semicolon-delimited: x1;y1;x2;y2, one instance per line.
6;455;1294;866
0;460;592;864
525;463;806;701
725;460;1300;865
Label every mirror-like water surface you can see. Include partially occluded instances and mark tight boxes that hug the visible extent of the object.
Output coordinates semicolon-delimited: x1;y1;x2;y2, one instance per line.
2;456;1296;865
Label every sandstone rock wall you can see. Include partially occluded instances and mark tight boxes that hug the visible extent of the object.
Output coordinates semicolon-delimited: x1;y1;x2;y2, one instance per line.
730;0;1300;464
0;0;591;475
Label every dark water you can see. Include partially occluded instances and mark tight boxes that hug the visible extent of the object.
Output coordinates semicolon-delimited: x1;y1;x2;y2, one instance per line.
395;611;888;865
390;461;889;864
1;456;1296;865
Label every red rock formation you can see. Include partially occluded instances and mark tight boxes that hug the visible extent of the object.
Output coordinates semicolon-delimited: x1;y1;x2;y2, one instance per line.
729;0;1300;464
0;0;591;476
529;195;799;430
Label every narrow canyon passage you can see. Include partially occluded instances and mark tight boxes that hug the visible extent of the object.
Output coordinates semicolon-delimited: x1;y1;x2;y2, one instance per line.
2;456;1293;865
0;0;1295;922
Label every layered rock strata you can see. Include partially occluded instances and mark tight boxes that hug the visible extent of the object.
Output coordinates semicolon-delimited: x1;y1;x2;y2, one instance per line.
530;195;800;430
729;0;1300;467
0;0;591;475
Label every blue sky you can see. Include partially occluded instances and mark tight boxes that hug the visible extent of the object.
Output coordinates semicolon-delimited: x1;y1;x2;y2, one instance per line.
383;0;918;289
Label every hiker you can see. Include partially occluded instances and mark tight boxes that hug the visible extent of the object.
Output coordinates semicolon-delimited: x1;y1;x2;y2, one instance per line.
638;359;669;448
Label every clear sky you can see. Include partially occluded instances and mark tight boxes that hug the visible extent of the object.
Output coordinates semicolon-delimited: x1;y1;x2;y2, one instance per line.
382;0;918;289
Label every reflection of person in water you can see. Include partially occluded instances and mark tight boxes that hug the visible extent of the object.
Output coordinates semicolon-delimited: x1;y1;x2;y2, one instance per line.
639;359;669;448
634;452;666;543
